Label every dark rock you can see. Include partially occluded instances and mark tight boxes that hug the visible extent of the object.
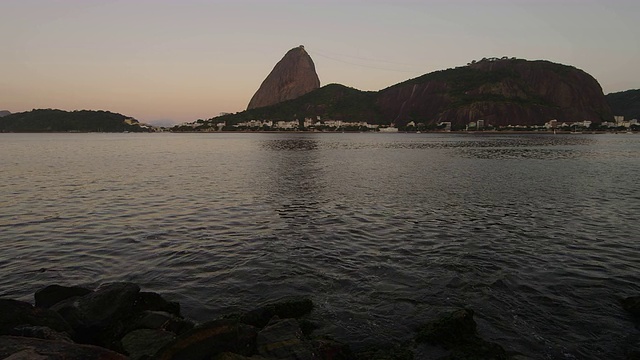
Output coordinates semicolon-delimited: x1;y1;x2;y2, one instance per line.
50;282;140;347
10;325;73;343
0;299;73;336
628;350;640;360
121;329;175;360
353;344;414;360
213;353;269;360
256;318;317;359
0;335;127;359
240;297;314;328
416;308;508;360
130;310;194;335
247;45;320;110
133;291;181;317
621;296;640;318
154;319;258;360
309;337;353;360
416;308;477;348
35;284;92;309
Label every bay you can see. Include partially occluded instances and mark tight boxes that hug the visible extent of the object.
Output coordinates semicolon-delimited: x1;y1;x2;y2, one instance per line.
0;132;639;359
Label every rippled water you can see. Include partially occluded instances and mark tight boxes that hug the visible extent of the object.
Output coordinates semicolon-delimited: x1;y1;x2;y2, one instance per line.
1;133;639;359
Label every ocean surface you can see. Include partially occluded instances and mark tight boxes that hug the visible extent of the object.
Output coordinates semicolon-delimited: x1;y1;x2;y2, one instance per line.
0;132;639;359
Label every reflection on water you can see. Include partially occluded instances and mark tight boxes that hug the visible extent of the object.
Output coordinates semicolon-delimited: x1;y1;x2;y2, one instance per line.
0;133;639;360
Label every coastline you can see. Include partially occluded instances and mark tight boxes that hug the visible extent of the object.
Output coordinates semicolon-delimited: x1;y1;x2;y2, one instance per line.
2;282;639;359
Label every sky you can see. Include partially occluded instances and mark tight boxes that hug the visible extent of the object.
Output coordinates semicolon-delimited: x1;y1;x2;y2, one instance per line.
1;0;639;126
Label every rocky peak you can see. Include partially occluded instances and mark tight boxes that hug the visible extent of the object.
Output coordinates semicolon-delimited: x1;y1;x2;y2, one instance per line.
247;45;320;110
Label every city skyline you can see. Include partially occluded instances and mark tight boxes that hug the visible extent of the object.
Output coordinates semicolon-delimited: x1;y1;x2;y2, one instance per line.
2;0;639;126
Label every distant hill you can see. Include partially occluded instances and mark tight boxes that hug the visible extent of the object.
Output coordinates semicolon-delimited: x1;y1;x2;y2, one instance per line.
606;89;640;120
207;57;613;129
0;109;150;132
0;110;10;117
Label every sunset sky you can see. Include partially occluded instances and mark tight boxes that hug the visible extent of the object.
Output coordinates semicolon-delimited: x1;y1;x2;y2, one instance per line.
1;0;639;125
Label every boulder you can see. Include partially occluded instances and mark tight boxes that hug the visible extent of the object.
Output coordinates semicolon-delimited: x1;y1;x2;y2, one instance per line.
256;318;316;359
213;353;269;360
0;299;73;336
35;284;92;309
133;291;181;317
240;297;314;328
416;308;477;347
10;325;73;343
415;308;508;360
621;296;640;318
309;338;353;360
154;319;258;360
50;282;140;347
0;335;127;360
121;329;175;360
129;310;194;335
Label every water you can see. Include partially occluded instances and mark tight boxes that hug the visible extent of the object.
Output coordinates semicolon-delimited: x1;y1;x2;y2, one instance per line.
0;132;639;359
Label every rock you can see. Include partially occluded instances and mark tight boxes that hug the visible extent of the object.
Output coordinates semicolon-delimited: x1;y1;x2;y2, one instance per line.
247;45;320;110
309;337;353;360
415;308;508;360
121;329;175;360
35;284;92;309
240;297;314;328
0;335;127;359
10;325;73;343
416;308;477;348
50;282;140;347
621;296;640;318
0;299;73;336
130;310;194;335
154;319;258;360
213;353;269;360
133;291;181;317
256;318;317;359
354;345;414;360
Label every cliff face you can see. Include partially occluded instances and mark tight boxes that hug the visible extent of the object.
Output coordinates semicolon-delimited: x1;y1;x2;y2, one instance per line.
376;59;613;127
247;46;321;110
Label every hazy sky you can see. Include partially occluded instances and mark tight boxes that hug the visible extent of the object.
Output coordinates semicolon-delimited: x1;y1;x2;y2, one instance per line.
1;0;639;125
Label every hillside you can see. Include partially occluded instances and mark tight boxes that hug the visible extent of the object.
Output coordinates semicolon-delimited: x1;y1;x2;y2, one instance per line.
217;83;380;125
378;58;612;127
606;89;640;120
204;58;613;129
0;110;10;117
0;109;150;132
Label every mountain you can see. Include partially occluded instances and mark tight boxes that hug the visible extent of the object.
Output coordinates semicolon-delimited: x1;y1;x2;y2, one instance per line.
0;109;151;132
247;45;321;110
378;58;612;127
216;57;613;129
606;89;640;120
0;110;11;117
220;83;378;125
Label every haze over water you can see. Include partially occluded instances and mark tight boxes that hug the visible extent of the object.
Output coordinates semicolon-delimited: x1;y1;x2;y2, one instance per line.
1;133;639;359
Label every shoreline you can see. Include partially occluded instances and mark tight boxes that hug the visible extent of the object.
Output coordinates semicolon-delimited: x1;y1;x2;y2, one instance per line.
2;282;639;359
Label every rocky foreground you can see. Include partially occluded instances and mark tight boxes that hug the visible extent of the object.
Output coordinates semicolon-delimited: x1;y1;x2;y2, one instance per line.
1;282;639;359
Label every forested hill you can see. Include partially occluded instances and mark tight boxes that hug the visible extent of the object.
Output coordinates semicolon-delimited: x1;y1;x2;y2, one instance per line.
205;58;613;128
0;109;150;132
606;89;640;120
